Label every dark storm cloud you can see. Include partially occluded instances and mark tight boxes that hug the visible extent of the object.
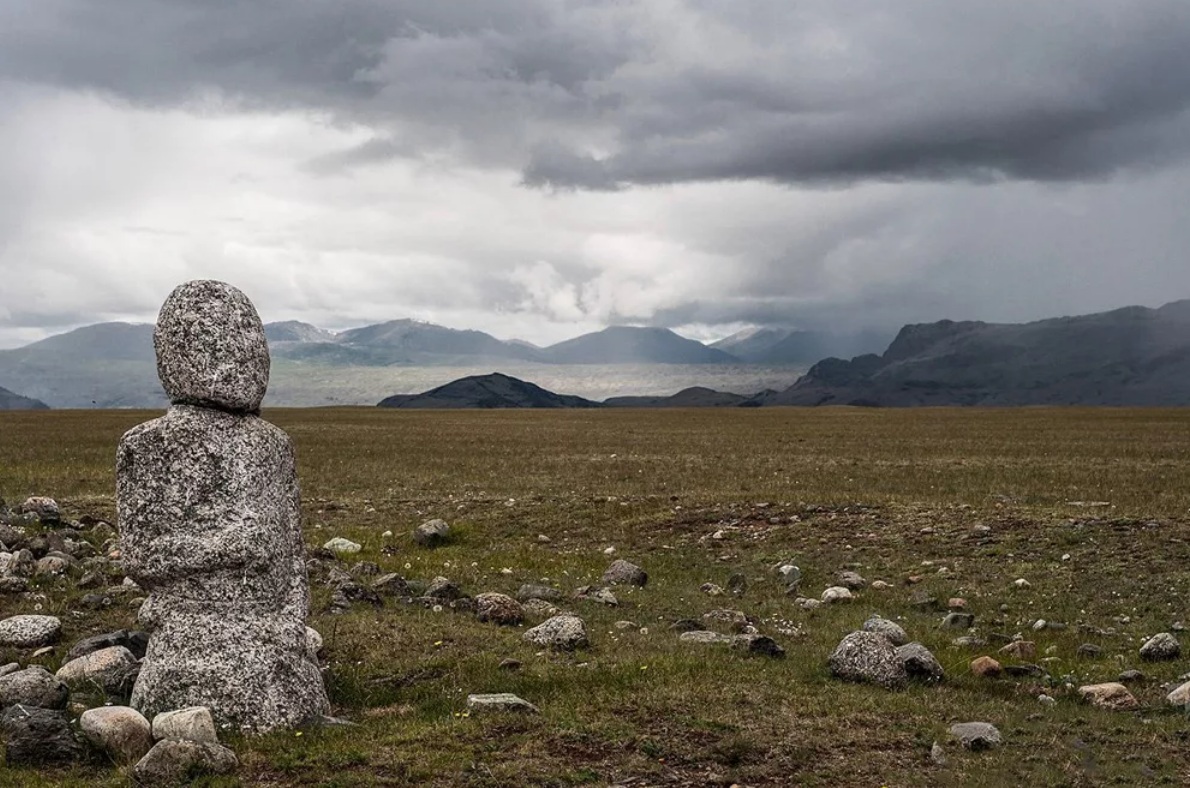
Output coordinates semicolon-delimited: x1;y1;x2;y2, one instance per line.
6;1;1190;187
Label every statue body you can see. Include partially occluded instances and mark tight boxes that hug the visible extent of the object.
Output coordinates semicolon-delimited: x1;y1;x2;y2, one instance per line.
117;280;329;732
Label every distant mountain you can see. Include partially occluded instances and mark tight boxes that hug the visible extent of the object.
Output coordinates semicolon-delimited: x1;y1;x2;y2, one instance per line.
712;327;889;364
762;300;1190;406
0;386;49;410
378;373;599;409
603;386;747;408
264;321;337;344
326;320;543;365
543;326;738;364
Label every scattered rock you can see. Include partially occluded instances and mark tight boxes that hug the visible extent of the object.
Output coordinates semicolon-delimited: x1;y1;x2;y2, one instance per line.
55;645;139;695
371;573;411;597
870;580;892;590
518;584;563;603
837;570;866;590
19;497;60;525
700;583;725;596
908;590;939;610
330;581;384;613
466;693;539;714
1118;669;1145;684
413;519;450;547
66;629;149;662
998;640;1036;660
951;636;988;648
523;615;588;651
1167;681;1190;707
793;597;822;611
152;706;218;743
947;598;967;610
828;631;908;689
776;564;801;584
35;556;71;576
425;576;464;601
1;704;84;765
1076;643;1103;659
821;586;853;604
733;634;785;658
1013;578;1031;589
669;619;704;633
475;593;524;626
601;559;647;587
948;722;1002;751
323;537;362;555
897;643;945;683
861;616;909;647
1079;682;1139;710
930;740;948;765
574;585;618;606
132;739;238;786
0;666;68;709
970;656;1002;678
521;599;561;620
0;615;62;648
1140;632;1180;662
80;705;154;763
941;612;975;630
726;573;747;595
680;631;734;645
498;658;522;671
306;628;324;661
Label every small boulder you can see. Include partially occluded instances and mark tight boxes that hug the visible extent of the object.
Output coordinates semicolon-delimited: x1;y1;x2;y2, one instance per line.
132;739;238;786
323;537;362;555
821;586;853;604
0;615;62;648
80;705;154;763
948;722;1002;751
940;612;975;630
523;615;588;651
970;656;1002;678
1;704;84;765
601;559;647;587
828;631;908;689
1139;632;1180;662
897;643;945;683
413;519;450;547
1078;682;1139;710
733;634;785;659
1166;681;1190;707
680;631;734;645
998;640;1036;660
19;497;60;525
372;573;412;597
465;693;539;714
475;593;524;626
66;629;149;662
837;570;866;590
306;627;324;661
0;666;69;709
861;616;909;647
152;706;218;743
55;645;139;695
521;599;561;620
574;585;618;606
517;584;563;602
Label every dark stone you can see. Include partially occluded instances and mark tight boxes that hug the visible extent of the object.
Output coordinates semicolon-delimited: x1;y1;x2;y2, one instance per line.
669;619;705;633
66;629;150;662
517;584;563;602
1;704;84;765
371;573;411;597
940;612;975;630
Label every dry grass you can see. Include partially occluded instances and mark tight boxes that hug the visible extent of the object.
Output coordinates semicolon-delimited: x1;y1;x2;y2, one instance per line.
2;406;1190;787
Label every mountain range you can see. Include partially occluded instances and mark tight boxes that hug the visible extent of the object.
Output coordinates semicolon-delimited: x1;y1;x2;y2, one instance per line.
0;385;48;410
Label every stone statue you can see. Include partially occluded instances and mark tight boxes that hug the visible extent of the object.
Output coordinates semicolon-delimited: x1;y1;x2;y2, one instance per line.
117;280;329;732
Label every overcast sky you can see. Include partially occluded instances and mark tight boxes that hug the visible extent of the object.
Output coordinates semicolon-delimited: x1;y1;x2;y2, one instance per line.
3;1;1190;349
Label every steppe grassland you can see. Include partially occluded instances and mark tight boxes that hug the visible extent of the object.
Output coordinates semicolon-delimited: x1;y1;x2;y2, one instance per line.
1;406;1190;787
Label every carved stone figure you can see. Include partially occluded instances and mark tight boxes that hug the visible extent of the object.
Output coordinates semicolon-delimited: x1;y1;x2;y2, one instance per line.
118;280;329;732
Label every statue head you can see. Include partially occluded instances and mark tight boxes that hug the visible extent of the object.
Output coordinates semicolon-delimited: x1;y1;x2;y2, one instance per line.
154;280;270;413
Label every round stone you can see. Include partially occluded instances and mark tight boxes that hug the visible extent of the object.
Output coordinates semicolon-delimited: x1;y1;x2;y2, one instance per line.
80;706;154;763
19;497;60;525
475;593;525;626
523;615;589;651
0;615;62;648
153;280;270;413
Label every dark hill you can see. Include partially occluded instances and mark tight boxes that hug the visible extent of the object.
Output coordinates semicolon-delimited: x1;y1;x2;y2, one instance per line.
712;327;887;364
544;326;738;364
264;321;337;343
604;387;747;408
331;320;542;364
0;386;49;410
377;373;600;409
766;300;1190;406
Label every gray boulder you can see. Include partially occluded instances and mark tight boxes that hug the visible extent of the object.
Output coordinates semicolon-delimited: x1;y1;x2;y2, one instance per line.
1;704;84;765
132;739;238;786
601;559;647;587
897;642;946;682
1140;632;1180;662
66;629;149;661
523;615;589;651
517;584;563;602
466;693;540;714
18;497;60;526
941;612;975;630
679;631;734;645
861;616;909;646
828;631;908;689
372;573;411;597
948;722;1002;751
152;706;218;743
80;705;154;763
0;615;62;648
413;519;450;547
0;666;69;709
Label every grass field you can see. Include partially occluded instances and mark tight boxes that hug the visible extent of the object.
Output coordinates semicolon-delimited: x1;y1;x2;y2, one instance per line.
2;406;1190;787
